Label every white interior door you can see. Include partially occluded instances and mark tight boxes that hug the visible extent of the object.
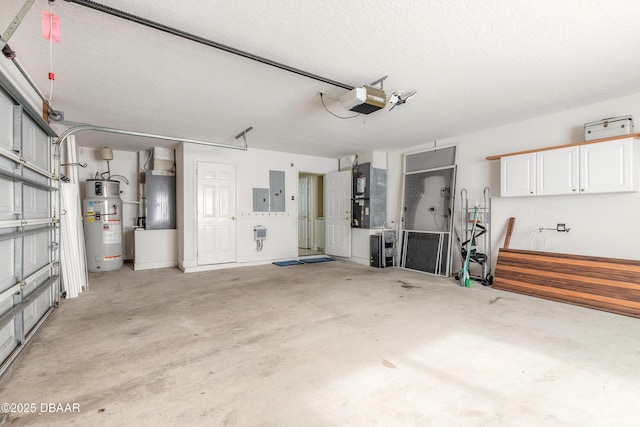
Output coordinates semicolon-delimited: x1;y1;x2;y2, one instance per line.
298;177;310;249
324;170;351;257
197;162;237;265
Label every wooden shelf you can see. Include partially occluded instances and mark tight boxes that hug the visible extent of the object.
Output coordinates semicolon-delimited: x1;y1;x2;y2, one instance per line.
486;133;640;161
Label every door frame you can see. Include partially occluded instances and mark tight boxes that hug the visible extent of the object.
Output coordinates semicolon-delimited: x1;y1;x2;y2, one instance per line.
196;161;238;266
298;175;311;249
324;170;351;258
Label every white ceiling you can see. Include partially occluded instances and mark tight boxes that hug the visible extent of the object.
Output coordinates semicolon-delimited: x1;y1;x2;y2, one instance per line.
3;0;640;158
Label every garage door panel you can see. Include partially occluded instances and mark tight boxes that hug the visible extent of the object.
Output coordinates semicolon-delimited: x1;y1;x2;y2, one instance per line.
22;267;50;296
22;168;50;184
0;291;15;317
0;73;58;377
23;232;50;278
23;289;52;334
0;157;16;173
0;175;15;221
22;116;50;172
0;90;12;150
23;186;50;219
0;239;16;294
0;319;17;365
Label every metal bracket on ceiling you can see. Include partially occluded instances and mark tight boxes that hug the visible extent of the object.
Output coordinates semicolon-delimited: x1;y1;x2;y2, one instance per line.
1;42;65;123
369;76;388;90
234;127;253;149
1;0;37;51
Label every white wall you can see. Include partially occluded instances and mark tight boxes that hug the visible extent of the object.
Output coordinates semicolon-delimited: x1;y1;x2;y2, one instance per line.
388;92;640;268
178;142;337;271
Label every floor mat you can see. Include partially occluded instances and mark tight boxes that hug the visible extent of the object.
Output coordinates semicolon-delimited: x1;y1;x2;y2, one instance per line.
300;258;335;264
272;260;305;266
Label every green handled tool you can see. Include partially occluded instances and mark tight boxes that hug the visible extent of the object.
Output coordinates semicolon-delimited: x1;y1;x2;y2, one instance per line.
459;204;479;287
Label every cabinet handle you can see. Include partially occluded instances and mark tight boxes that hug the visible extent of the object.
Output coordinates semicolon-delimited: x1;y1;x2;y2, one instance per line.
580;189;584;192
572;189;576;192
530;191;533;194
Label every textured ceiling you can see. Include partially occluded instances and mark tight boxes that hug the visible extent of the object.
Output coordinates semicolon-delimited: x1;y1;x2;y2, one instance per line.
2;0;640;157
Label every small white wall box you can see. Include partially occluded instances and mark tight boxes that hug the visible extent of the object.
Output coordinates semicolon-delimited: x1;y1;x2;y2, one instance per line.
584;115;634;141
254;225;267;240
152;147;175;173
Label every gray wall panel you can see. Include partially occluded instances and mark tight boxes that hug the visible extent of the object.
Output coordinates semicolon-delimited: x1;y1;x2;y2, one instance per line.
269;170;285;212
253;188;269;212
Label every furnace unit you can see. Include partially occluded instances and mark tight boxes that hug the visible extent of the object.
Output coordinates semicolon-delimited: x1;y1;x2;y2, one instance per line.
352;162;386;228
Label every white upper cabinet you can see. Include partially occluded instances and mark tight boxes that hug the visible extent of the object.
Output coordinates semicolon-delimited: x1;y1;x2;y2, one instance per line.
500;153;536;197
499;137;638;197
579;138;635;194
536;146;579;196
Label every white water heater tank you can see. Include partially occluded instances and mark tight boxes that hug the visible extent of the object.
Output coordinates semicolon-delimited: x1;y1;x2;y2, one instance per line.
83;179;123;272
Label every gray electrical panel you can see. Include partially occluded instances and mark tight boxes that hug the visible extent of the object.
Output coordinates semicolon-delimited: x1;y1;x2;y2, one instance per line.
253;188;270;212
269;170;285;212
145;171;176;229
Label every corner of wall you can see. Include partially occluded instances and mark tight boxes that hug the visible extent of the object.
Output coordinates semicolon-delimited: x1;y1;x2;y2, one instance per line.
176;143;185;261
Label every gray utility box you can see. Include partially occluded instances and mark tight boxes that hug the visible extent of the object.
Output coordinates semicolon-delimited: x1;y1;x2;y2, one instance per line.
253;188;270;212
370;229;397;268
584;115;634;141
352;162;386;228
145;171;176;230
269;170;285;212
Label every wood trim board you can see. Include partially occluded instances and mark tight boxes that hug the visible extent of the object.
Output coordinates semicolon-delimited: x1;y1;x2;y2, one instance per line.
493;248;640;318
503;217;515;249
485;133;640;160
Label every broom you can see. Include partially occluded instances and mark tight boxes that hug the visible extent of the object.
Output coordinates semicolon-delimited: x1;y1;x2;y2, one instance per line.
459;204;479;287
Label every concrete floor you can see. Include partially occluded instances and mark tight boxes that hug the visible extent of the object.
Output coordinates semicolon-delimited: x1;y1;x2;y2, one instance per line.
0;260;639;426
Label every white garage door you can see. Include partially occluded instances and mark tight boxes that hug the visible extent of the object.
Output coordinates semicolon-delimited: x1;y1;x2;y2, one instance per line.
0;78;60;376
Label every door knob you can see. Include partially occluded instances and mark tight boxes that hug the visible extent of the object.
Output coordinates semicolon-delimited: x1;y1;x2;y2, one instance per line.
230;216;236;220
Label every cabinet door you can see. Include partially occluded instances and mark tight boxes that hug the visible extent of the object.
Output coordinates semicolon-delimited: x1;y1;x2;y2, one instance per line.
500;153;535;197
536;146;579;195
579;138;635;194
